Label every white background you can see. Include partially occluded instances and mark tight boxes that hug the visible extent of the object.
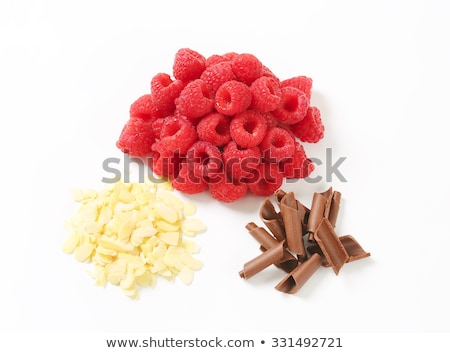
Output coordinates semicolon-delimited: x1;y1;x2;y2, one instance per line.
1;0;449;350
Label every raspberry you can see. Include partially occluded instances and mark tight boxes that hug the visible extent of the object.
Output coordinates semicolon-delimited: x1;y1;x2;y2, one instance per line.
209;171;248;203
281;76;313;101
116;117;156;157
151;117;165;140
222;141;261;182
175;79;214;120
149;142;182;180
215;80;252;116
159;115;198;154
290;106;324;143
129;94;157;120
172;48;206;83
200;62;235;94
261;112;278;128
246;163;283;197
250;76;282;112
205;54;230;67
261;65;280;82
279;142;315;179
229;110;267;148
150;73;185;118
196;112;231;146
258;127;295;162
186;141;223;182
231;53;263;85
272;86;309;125
171;162;208;194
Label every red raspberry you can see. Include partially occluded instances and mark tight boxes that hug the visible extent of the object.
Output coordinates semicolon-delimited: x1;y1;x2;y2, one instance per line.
281;76;313;101
150;73;185;118
200;62;235;94
229;110;267;148
151;117;165;140
279;142;315;179
209;171;248;203
196;112;231;146
272;86;309;125
259;127;295;162
205;54;231;67
250;76;282;112
231;53;263;85
149;142;182;180
261;65;280;82
215;80;252;116
222;141;261;182
290;106;324;143
172;48;206;83
159;115;198;154
129;94;157;120
171;162;208;194
261;112;278;128
175;79;214;120
246;163;283;197
116;117;156;157
186;141;223;182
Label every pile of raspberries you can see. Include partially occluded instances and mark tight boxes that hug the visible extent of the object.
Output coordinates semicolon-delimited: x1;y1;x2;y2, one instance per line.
116;48;324;202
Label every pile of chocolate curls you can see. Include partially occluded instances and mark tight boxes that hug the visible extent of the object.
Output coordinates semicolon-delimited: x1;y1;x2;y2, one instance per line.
239;187;370;294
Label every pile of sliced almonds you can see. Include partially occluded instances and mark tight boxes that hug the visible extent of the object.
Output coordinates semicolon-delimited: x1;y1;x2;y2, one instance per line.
62;179;206;299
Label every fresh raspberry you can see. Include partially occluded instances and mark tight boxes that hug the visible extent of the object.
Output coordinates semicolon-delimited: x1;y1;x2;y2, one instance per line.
223;52;239;61
215;80;252;116
149;142;182;180
231;53;263;85
150;73;185;118
186;141;223;182
272;86;309;125
175;79;215;120
200;62;235;94
151;117;165;140
196;112;231;146
261;65;280;82
261;112;278;128
209;171;248;203
289;106;324;143
281;76;313;101
171;162;208;194
172;48;206;83
250;76;282;112
229;110;267;148
246;163;283;197
205;54;230;67
222;141;261;182
129;94;157;120
116;117;156;157
159;115;198;154
279;142;315;179
259;127;295;162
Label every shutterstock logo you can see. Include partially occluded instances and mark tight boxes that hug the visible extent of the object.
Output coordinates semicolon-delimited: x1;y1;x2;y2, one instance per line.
101;148;347;184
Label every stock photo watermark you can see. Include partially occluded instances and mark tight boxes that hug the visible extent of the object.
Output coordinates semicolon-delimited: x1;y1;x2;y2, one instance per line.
101;148;347;185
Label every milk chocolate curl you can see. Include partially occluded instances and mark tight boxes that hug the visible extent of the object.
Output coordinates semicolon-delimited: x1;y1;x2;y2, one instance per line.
275;253;322;294
308;234;370;267
239;241;285;279
307;187;334;241
328;191;341;228
279;192;308;262
274;189;287;207
260;198;285;242
246;222;298;273
314;218;349;275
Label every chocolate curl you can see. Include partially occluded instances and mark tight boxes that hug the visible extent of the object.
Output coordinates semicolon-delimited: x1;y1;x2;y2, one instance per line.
239;241;285;279
275;253;322;294
279;192;308;262
328;191;341;228
246;222;298;273
259;197;285;242
308;235;370;267
307;187;334;241
314;218;349;275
